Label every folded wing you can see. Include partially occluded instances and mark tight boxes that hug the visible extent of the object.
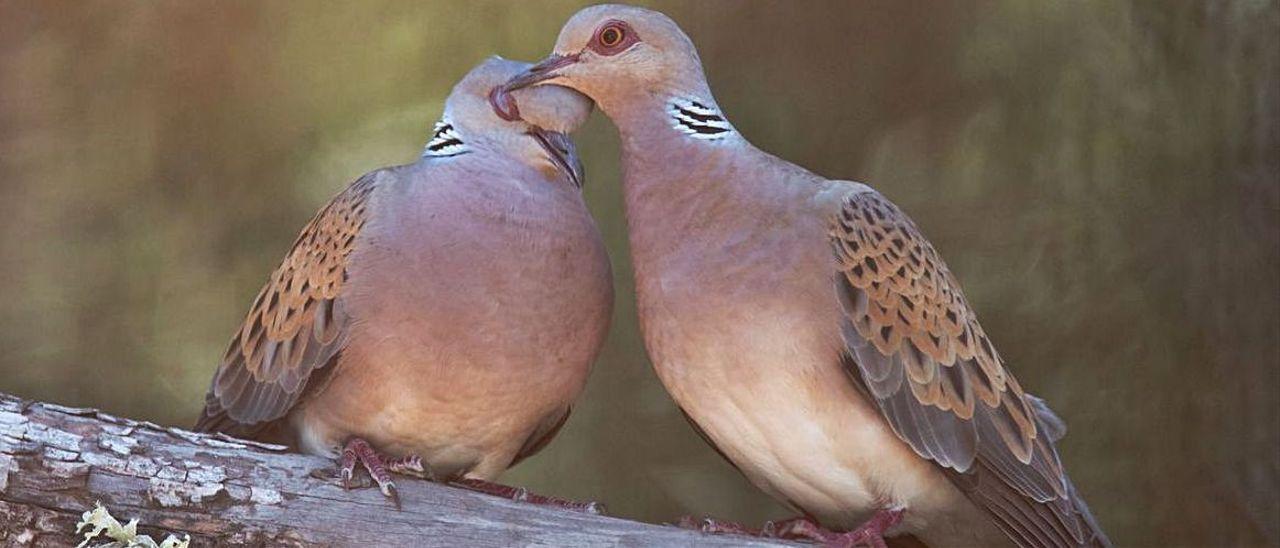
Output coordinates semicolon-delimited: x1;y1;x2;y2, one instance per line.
195;172;380;438
830;188;1109;548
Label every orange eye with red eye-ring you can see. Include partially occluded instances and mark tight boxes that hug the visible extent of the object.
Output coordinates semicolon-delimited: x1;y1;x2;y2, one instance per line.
589;21;637;55
599;24;625;47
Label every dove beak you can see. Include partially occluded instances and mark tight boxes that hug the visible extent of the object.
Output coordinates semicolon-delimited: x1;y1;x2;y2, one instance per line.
529;127;584;188
492;53;581;121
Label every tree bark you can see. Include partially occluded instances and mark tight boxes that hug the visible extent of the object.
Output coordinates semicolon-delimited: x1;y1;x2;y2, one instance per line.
0;392;796;547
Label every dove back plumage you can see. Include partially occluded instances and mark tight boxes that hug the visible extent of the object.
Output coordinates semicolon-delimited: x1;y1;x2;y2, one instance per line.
501;5;1109;547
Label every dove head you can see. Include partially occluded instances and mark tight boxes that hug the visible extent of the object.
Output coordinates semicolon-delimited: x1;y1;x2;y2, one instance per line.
495;5;711;117
427;56;592;187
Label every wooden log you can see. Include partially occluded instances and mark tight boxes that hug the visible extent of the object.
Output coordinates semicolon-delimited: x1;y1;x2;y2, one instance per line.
0;392;796;547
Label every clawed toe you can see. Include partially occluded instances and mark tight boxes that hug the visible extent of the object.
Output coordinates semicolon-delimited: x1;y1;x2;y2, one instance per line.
675;515;760;536
579;500;608;515
386;454;433;480
335;437;418;509
339;466;354;486
324;438;605;515
763;517;828;541
679;509;904;548
382;481;401;510
814;508;905;548
450;477;606;515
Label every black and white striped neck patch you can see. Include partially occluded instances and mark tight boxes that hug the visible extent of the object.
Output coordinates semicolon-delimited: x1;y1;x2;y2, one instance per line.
668;98;733;140
423;119;469;158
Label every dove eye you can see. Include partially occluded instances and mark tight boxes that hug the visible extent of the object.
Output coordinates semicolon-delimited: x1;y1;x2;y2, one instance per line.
591;21;635;55
599;25;623;47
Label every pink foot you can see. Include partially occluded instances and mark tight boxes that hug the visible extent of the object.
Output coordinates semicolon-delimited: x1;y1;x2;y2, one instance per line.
760;516;822;538
676;515;763;536
450;477;607;515
768;509;905;548
339;437;421;509
385;454;432;479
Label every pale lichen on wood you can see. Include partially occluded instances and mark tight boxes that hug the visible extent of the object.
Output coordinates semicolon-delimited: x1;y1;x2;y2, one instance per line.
0;392;799;547
76;502;191;548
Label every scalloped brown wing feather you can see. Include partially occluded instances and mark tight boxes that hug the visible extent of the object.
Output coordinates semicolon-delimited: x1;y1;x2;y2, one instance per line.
831;189;1109;547
195;171;380;437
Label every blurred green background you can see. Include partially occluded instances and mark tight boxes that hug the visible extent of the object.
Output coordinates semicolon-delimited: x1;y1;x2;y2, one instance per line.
1;1;1277;546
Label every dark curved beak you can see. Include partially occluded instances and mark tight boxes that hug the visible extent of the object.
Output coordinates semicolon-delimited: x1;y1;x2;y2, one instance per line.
492;53;581;121
530;128;584;188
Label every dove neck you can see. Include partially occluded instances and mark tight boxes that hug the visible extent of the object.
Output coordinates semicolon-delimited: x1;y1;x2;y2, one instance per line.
613;94;761;265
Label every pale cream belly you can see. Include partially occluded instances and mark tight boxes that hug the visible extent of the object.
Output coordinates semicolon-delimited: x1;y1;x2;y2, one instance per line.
289;326;584;481
649;315;1004;546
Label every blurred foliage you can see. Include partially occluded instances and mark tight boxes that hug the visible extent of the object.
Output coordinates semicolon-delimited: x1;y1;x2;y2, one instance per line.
1;1;1276;546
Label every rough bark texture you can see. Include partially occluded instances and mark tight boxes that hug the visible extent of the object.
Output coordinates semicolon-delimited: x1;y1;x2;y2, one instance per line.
0;392;796;547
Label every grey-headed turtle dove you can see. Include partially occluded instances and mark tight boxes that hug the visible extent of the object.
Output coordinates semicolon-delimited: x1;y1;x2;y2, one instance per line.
496;5;1110;547
195;57;613;510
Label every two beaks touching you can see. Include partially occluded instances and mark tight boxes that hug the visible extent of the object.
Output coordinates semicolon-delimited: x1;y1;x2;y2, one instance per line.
195;5;1110;548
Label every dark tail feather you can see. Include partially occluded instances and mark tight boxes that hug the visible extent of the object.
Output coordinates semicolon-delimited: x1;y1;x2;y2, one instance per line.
1065;474;1112;548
